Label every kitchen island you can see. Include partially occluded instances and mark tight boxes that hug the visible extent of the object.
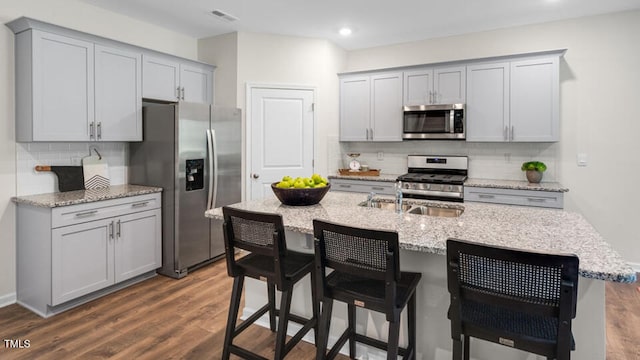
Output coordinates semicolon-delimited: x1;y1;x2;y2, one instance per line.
206;192;635;360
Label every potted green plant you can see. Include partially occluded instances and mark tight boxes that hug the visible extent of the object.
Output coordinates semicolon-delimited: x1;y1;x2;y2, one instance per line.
521;161;547;183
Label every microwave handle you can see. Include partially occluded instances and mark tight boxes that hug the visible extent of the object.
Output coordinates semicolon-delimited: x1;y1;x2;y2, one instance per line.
448;110;454;133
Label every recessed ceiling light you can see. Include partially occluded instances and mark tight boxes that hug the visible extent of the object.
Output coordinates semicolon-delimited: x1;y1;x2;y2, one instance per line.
339;27;352;36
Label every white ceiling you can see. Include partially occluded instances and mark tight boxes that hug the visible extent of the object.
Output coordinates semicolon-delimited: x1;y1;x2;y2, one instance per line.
82;0;640;50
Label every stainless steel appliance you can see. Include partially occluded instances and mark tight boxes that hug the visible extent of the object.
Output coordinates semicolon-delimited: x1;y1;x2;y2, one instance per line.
129;102;241;278
397;155;468;202
403;104;465;140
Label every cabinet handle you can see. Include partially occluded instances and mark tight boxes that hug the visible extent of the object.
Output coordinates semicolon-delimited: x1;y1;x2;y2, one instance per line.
176;86;181;100
97;122;102;140
109;221;114;239
370;128;374;140
511;126;514;141
132;201;149;208
116;220;121;238
365;128;369;140
527;198;546;202
371;186;385;191
478;194;495;199
89;122;95;139
429;91;433;104
504;125;509;141
339;184;352;188
181;87;185;100
74;210;98;218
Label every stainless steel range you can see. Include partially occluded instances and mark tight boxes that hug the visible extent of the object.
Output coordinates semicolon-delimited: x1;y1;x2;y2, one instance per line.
397;155;468;202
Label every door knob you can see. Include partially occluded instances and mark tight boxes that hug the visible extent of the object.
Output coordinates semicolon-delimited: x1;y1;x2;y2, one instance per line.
252;173;260;179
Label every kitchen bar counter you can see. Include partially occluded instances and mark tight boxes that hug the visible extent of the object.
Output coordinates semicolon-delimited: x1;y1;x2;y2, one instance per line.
206;191;633;283
12;184;162;208
465;178;569;192
207;191;632;359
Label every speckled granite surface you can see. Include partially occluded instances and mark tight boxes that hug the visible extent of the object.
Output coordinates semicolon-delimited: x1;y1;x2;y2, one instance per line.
12;184;163;208
206;191;635;283
465;178;569;192
328;173;401;182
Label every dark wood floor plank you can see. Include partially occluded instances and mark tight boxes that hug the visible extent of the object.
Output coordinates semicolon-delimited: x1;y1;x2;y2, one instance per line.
0;259;634;360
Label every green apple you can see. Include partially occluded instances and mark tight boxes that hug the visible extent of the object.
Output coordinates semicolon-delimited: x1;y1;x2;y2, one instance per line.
282;175;293;182
293;180;306;189
304;178;315;187
276;180;291;188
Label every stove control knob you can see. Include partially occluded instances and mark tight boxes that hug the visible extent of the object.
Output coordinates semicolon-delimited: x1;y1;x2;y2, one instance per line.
404;183;410;189
447;185;453;191
425;184;431;190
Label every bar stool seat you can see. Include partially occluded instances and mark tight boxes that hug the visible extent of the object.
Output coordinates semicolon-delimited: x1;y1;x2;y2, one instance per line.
221;206;318;360
313;219;421;360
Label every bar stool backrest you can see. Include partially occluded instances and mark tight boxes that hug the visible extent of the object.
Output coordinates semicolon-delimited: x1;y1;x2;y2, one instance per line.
446;238;579;357
313;220;400;314
222;207;287;284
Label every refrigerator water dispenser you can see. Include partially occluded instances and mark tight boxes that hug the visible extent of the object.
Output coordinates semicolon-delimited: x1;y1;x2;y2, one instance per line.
186;159;204;191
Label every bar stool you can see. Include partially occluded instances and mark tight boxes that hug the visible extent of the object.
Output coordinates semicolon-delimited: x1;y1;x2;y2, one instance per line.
446;238;579;360
312;219;421;360
221;206;318;360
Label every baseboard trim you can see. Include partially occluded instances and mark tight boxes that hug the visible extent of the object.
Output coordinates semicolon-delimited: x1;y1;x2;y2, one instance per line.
0;292;17;308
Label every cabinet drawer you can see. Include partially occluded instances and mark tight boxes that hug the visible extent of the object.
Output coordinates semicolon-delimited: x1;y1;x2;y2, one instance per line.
52;193;161;228
464;187;563;209
331;179;396;195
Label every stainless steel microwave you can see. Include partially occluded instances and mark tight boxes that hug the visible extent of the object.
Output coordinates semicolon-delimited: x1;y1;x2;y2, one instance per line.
403;104;465;140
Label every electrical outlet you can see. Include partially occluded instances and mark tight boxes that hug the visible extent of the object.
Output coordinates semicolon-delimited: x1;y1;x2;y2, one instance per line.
377;152;384;161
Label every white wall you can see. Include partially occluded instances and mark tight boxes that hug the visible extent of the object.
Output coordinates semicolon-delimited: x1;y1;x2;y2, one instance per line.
345;11;640;267
198;32;238;108
204;32;347;199
0;0;198;305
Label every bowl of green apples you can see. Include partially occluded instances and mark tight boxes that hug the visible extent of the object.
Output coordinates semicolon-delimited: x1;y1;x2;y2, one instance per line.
271;174;331;206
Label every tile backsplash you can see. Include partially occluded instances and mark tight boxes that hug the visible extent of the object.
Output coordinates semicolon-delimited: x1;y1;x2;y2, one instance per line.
330;138;558;182
16;142;128;196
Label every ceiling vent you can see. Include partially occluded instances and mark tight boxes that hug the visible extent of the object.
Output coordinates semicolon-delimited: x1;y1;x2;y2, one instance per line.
210;9;238;22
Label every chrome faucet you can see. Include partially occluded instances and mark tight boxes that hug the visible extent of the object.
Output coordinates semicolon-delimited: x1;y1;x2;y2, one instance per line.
395;181;403;213
367;192;376;207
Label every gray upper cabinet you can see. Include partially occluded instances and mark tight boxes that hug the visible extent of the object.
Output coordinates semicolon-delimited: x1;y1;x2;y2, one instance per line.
142;55;214;104
95;45;142;141
339;72;402;142
8;17;215;142
403;66;466;105
466;62;510;142
466;54;561;142
15;30;95;142
142;55;180;102
510;57;559;142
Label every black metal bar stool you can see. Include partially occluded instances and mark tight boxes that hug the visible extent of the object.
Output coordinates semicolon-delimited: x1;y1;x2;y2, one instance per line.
446;238;579;360
221;206;319;360
313;219;422;360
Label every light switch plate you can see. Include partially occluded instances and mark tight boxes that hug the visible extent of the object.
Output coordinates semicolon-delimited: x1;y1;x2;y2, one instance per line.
577;153;588;167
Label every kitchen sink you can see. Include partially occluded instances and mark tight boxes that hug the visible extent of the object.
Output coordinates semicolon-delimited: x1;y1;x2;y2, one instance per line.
358;199;464;217
406;206;464;217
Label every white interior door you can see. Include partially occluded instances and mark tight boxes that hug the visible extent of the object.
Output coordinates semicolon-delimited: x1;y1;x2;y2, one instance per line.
249;86;315;200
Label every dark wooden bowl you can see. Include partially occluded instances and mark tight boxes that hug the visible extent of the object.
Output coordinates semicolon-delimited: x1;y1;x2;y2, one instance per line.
271;182;331;206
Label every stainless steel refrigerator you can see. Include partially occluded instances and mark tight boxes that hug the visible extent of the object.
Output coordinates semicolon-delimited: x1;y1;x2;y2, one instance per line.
129;102;241;279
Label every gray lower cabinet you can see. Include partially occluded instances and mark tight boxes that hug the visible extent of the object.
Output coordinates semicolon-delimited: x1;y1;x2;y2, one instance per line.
17;193;161;317
464;186;564;209
331;178;396;195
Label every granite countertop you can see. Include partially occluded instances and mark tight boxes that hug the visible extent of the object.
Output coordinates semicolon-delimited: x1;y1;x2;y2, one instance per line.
328;173;400;182
12;184;163;208
465;178;569;192
206;192;635;283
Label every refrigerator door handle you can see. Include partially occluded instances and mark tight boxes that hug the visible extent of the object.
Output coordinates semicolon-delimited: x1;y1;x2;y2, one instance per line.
206;129;214;210
210;129;219;209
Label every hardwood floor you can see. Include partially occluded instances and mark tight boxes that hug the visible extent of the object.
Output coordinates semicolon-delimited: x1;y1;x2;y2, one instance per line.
0;259;636;359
